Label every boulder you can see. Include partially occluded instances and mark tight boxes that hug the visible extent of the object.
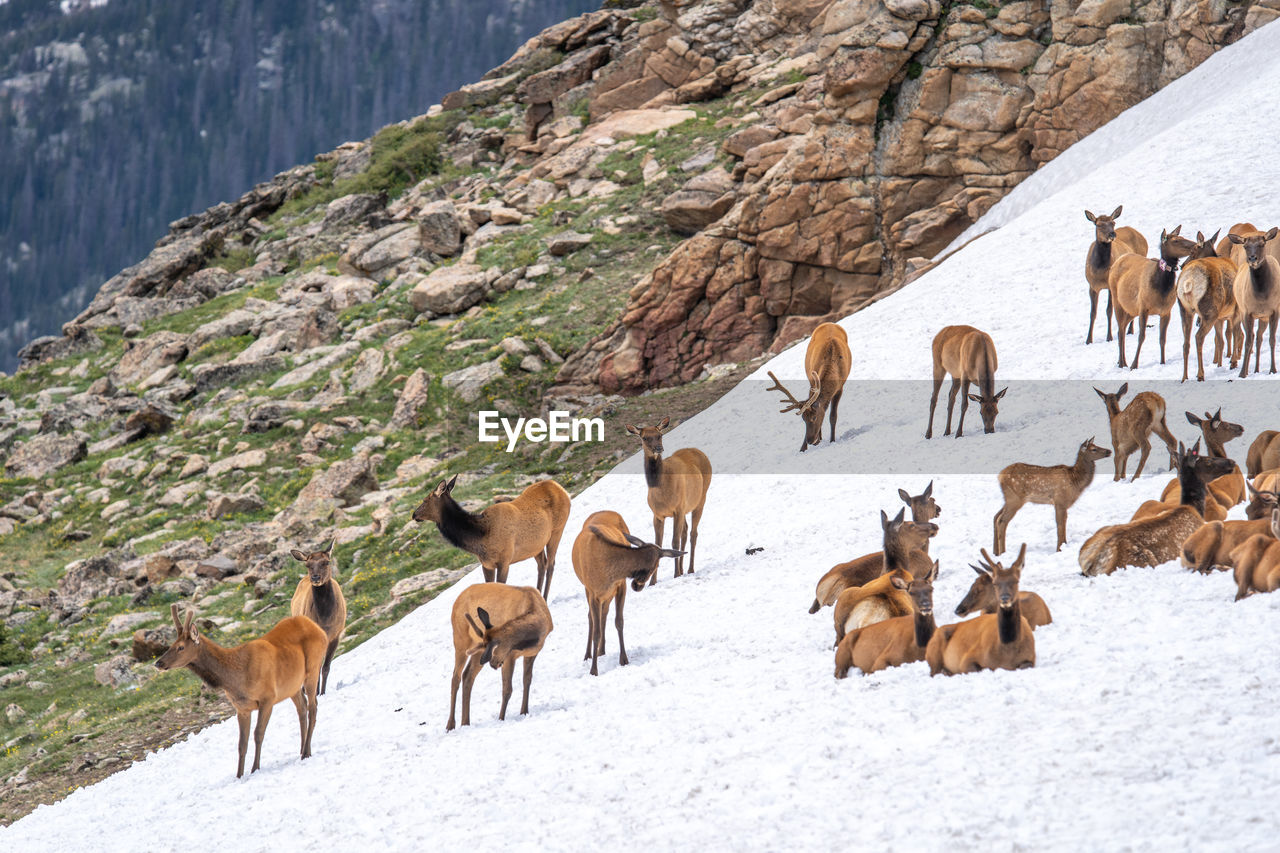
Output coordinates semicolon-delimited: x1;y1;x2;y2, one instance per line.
190;356;285;393
206;449;268;477
442;359;505;403
94;655;138;688
442;72;521;110
416;200;463;256
243;400;311;433
169;267;242;301
111;331;188;386
340;222;421;276
295;454;380;507
4;432;88;479
194;554;239;579
389;368;431;428
546;231;592;256
207;493;266;519
322;192;387;228
408;264;493;315
123;403;177;437
17;326;103;370
112;296;202;327
186;308;256;351
348;348;386;393
661;168;736;234
131;626;176;662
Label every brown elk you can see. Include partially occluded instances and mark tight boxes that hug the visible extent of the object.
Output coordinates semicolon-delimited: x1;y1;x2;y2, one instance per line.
625;418;711;584
1180;513;1272;573
832;568;916;646
1155;410;1245;513
808;494;939;613
1229;227;1280;377
447;583;553;730
1227;509;1280;600
1085;206;1148;343
155;604;325;778
925;545;1035;676
834;560;938;678
289;540;347;695
1246;430;1280;478
412;476;570;598
1094;384;1178;481
925;325;1006;438
765;322;852;452
1177;229;1238;381
993;437;1111;555
1078;442;1235;576
571;511;683;676
1245;477;1280;520
1111;225;1196;368
953;560;1053;629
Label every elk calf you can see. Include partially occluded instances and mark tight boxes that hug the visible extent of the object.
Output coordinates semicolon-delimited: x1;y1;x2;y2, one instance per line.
289;540;346;695
809;498;938;613
926;325;1006;438
155;604;326;778
1094;384;1177;481
1228;509;1280;600
1229;228;1280;377
1084;206;1147;344
993;437;1111;554
834;561;938;678
765;322;852;452
953;560;1052;629
447;583;553;730
925;546;1035;676
626;418;711;584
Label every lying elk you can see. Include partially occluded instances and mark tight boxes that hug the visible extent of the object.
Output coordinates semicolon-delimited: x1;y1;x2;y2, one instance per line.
834;560;938;678
1245;478;1280;520
954;559;1053;629
1079;441;1234;576
1227;509;1280;600
1246;429;1280;478
925;325;1006;438
1230;228;1280;377
155;604;325;778
626;418;711;584
809;495;939;613
1111;225;1196;368
1180;509;1272;573
413;475;570;598
289;540;347;695
1085;205;1148;343
926;545;1035;676
1094;384;1177;481
1177;229;1238;381
1155;409;1245;516
993;437;1111;555
765;322;851;452
832;568;916;646
571;511;683;676
447;583;553;730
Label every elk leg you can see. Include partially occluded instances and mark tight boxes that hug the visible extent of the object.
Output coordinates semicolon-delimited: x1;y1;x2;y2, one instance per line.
993;498;1022;556
1269;314;1277;374
1105;290;1114;342
688;505;703;575
482;566;495;583
943;377;960;436
1179;304;1193;382
615;584;629;666
583;597;596;661
447;650;466;731
955;379;971;438
304;675;318;759
1255;317;1265;374
926;375;944;439
1131;311;1148;370
1158;312;1170;364
648;517;665;586
1115;306;1129;367
235;710;251;778
460;653;485;726
1211;320;1224;369
542;526;564;599
1131;437;1151;481
1055;503;1069;552
1087;288;1099;344
829;387;843;443
320;637;338;696
498;657;515;720
291;691;308;759
533;553;546;601
251;703;273;774
520;655;535;715
1195;321;1212;382
590;599;608;676
673;515;688;577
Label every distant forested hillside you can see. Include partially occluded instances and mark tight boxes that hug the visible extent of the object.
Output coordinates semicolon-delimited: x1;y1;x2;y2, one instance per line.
0;0;597;371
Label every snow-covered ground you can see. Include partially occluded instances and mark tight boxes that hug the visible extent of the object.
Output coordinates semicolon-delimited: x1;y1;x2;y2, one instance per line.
8;19;1280;853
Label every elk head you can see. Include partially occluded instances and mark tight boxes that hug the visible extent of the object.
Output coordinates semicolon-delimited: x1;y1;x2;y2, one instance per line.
765;371;825;451
908;560;938;616
465;607;543;670
1185;409;1244;447
155;604;201;670
619;531;684;591
625;418;671;458
1078;436;1112;463
291;540;336;587
412;475;459;523
898;480;941;521
1093;382;1129;419
1158;225;1194;268
1228;227;1279;269
1245;482;1278;519
881;507;939;551
1084;206;1122;243
974;544;1026;611
1188;229;1221;260
965;386;1007;434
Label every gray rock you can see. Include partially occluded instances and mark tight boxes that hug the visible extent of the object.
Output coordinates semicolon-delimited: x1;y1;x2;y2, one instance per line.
546;231;592;256
207;493;266;519
390;368;431;429
408;264;492;315
442;359;504;403
680;144;718;172
16;326;104;371
206;449;267;477
195;554;239;579
441;72;521;110
187;308;257;352
169;267;242;301
243;400;310;433
322;192;387;228
111;331;188;387
4;432;88;479
190;356;285;393
131;626;176;662
113;296;203;327
94;656;139;688
295;453;380;507
348;348;386;393
99;612;157;640
416;200;462;257
661;167;736;234
340;222;420;276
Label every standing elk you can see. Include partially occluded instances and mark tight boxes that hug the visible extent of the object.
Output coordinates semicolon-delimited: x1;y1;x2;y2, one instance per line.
1229;227;1280;377
412;475;570;598
625;418;711;585
834;560;938;678
155;604;325;778
953;560;1053;629
1093;384;1177;481
571;511;683;676
447;583;553;730
1085;206;1148;343
925;545;1035;676
1111;225;1196;369
289;540;347;695
1227;509;1280;600
1246;429;1280;478
993;437;1111;555
1177;229;1237;381
925;325;1006;439
765;322;852;452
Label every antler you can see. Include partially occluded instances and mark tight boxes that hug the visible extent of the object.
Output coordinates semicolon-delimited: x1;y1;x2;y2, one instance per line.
766;371;807;414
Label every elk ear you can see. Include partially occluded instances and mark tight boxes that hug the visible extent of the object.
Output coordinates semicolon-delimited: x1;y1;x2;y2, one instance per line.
880;509;890;530
444;474;459;494
1093;387;1105;399
898;488;911;503
1170;224;1182;237
1229;233;1244;245
1110;205;1122;218
890;575;909;590
660;548;685;559
657;417;671;431
1271;508;1280;538
1247;482;1260;497
1185;411;1201;426
1012;543;1027;573
967;393;982;404
1191;438;1202;455
924;480;933;498
623;533;648;548
324;539;335;555
1212;408;1221;421
625;425;641;436
1116;382;1127;397
290;549;308;562
1196;231;1205;243
479;641;496;666
1208;229;1220;245
929;560;940;582
893;507;906;524
1084;210;1097;223
971;563;988;577
1266;227;1278;241
464;612;486;638
476;607;492;630
994;387;1007;401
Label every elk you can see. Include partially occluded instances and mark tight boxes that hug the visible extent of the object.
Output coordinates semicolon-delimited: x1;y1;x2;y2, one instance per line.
1227;509;1280;600
1155;410;1245;513
925;545;1035;676
925;325;1006;438
808;490;940;613
289;540;346;695
765;322;852;452
155;604;325;778
571;511;683;676
1078;442;1235;576
832;568;916;646
834;560;938;678
1093;384;1177;481
1085;206;1148;343
412;475;570;598
1245;478;1280;520
953;561;1053;629
1229;227;1280;377
1177;229;1238;381
447;582;553;730
1111;225;1196;368
992;437;1111;555
1246;430;1280;478
625;418;711;584
1180;513;1272;573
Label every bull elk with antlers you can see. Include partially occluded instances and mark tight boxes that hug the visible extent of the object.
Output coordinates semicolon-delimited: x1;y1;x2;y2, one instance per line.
765;322;851;452
1085;205;1148;343
925;325;1006;439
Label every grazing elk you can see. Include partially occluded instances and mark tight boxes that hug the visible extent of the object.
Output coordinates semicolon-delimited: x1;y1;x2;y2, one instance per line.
1155;410;1245;513
447;583;553;730
925;325;1006;439
992;437;1111;555
809;498;939;613
1177;229;1238;381
625;418;712;584
1094;384;1178;481
1245;478;1280;520
571;511;683;676
1078;442;1234;576
1180;513;1272;573
834;560;938;678
1111;225;1196;368
954;560;1053;629
155;604;325;778
1229;228;1280;377
1246;430;1280;478
1085;206;1148;343
289;540;347;695
925;545;1035;676
412;475;570;598
1227;509;1280;600
765;322;852;452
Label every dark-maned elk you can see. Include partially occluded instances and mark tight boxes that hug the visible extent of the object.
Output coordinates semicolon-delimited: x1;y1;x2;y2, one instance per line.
1085;206;1148;343
765;322;852;452
834;561;938;678
993;437;1111;554
1094;384;1177;481
155;604;326;778
925;325;1006;438
809;499;939;613
1177;229;1238;381
1111;225;1196;368
289;540;347;695
626;418;712;585
1156;410;1246;513
954;560;1053;629
1229;228;1280;377
412;476;570;598
925;545;1035;676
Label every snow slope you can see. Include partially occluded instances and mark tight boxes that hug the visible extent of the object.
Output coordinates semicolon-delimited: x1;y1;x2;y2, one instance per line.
8;20;1280;853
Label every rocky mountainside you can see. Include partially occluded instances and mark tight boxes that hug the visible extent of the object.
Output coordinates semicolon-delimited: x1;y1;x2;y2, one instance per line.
0;0;1275;824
